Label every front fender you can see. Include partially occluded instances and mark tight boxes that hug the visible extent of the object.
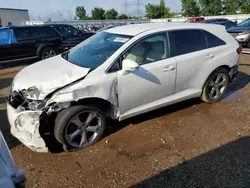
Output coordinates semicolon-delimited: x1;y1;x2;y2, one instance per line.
45;76;118;109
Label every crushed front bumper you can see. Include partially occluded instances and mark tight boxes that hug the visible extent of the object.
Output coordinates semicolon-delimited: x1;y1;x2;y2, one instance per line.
7;103;48;153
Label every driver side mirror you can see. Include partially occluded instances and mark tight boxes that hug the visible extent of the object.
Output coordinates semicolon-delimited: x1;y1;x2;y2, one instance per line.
120;59;139;76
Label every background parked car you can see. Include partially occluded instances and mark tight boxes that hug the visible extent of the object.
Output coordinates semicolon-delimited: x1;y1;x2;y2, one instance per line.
185;17;205;23
201;18;237;29
227;18;250;47
0;131;25;188
0;26;63;62
97;25;116;32
45;24;95;49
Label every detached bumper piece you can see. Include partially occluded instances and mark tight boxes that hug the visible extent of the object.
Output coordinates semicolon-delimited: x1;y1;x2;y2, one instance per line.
7;103;48;153
229;65;238;81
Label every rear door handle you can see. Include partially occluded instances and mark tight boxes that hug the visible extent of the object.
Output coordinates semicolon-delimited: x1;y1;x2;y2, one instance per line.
163;65;176;72
205;54;214;59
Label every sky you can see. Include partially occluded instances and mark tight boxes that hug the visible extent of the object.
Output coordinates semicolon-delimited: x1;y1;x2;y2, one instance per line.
0;0;181;21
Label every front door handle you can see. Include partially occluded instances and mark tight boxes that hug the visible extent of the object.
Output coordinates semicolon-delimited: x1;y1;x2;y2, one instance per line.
163;65;176;72
205;54;215;59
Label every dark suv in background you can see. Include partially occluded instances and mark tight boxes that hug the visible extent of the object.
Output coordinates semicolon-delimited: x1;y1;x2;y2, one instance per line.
0;26;63;62
45;24;95;49
201;18;237;29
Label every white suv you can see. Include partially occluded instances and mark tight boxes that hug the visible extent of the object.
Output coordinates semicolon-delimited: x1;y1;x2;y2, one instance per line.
7;23;240;152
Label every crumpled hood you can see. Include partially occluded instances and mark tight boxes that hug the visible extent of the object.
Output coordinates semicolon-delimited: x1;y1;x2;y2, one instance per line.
227;26;250;33
13;55;90;100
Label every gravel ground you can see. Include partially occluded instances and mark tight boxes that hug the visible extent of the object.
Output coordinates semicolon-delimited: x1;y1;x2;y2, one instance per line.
0;55;250;188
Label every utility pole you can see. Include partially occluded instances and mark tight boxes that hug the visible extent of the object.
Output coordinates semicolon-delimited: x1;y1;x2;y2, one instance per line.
136;0;142;17
124;0;143;17
124;0;129;15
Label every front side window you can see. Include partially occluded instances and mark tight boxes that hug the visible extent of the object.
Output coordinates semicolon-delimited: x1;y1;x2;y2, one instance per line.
62;32;132;69
171;29;207;56
124;33;169;65
54;25;68;35
65;25;80;35
34;27;59;37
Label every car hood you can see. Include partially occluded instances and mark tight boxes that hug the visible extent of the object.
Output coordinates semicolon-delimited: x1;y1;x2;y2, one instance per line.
227;26;250;33
13;55;90;100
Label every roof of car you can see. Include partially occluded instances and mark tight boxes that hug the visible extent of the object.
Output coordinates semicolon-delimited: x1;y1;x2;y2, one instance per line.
0;25;54;30
106;23;224;36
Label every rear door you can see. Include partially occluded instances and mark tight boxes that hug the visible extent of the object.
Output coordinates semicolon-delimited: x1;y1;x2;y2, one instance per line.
169;29;208;93
12;27;38;58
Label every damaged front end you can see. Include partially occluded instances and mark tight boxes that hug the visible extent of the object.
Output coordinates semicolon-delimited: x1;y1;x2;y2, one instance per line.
7;86;70;153
7;88;48;152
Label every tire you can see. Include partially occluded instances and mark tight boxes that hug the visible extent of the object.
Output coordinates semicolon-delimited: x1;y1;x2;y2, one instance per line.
54;105;107;152
201;68;230;103
41;47;58;60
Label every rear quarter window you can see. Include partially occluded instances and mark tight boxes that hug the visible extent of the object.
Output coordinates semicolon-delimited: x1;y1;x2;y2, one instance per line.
0;29;16;44
203;31;226;48
170;29;207;56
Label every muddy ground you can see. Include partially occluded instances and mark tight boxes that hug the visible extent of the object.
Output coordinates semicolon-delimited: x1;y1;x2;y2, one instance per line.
0;56;250;188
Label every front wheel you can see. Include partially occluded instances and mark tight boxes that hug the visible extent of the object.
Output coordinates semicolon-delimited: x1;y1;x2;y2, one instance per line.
201;68;230;103
54;105;107;152
41;47;58;60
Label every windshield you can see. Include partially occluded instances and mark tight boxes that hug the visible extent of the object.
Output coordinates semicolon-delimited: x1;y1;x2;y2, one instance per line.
98;26;114;32
62;32;132;69
238;18;250;27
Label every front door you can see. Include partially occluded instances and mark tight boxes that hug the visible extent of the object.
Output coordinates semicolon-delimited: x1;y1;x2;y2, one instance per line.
117;32;177;120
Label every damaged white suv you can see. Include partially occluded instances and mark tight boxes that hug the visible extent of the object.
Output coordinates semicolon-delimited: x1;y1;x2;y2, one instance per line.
7;23;240;152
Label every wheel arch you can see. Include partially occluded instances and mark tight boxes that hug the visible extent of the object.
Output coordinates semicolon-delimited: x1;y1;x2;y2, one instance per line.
37;44;58;57
72;97;116;119
200;65;231;91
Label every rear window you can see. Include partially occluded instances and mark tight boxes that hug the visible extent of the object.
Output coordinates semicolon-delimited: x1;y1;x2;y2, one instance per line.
203;31;226;48
171;29;207;56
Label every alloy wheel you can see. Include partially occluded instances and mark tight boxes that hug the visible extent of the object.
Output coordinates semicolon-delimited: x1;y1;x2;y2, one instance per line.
207;73;227;100
43;49;56;59
65;111;102;148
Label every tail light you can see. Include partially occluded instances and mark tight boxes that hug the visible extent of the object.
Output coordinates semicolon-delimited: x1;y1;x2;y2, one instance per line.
237;46;242;54
59;36;63;41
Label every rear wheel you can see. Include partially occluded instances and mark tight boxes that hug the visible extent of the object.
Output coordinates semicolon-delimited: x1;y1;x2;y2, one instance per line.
54;105;107;152
41;47;58;59
201;68;230;103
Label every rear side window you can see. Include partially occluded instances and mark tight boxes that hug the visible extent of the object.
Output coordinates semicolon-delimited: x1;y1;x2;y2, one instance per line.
34;27;59;37
14;28;36;40
171;29;207;56
203;31;226;48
